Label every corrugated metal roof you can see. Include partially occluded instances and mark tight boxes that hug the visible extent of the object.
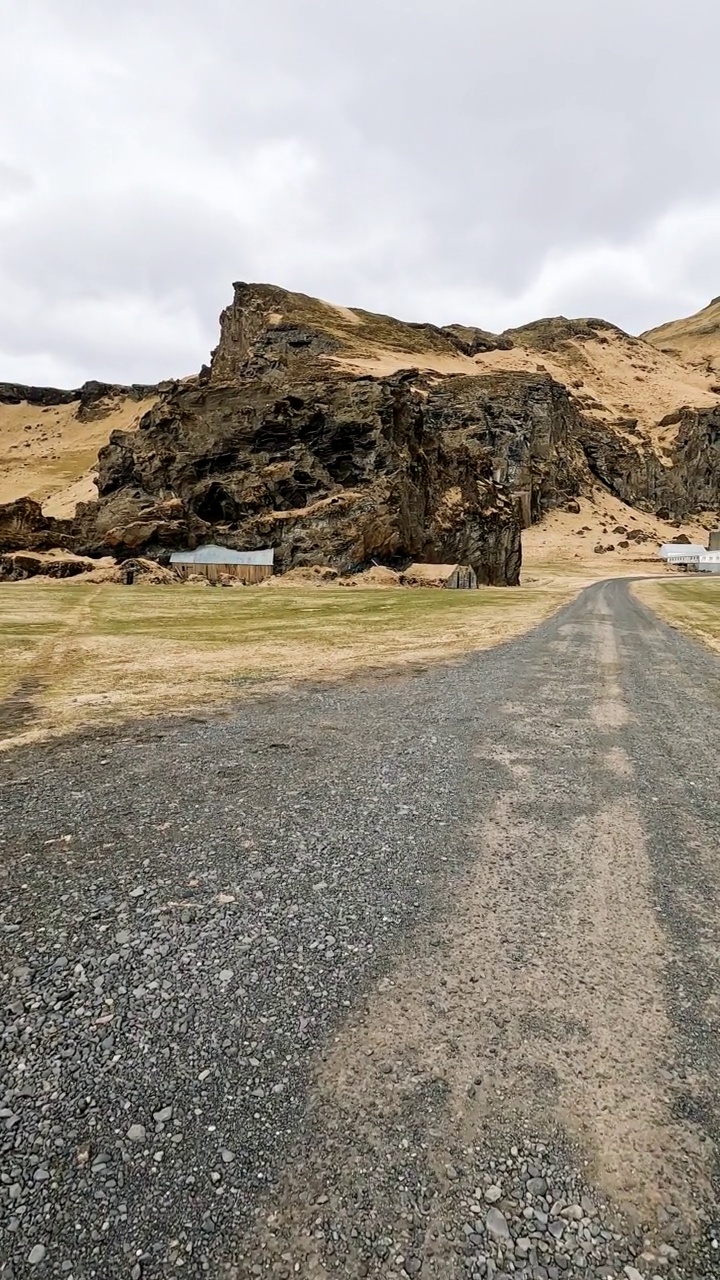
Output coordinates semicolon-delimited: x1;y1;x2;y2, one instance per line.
659;544;706;558
169;544;274;566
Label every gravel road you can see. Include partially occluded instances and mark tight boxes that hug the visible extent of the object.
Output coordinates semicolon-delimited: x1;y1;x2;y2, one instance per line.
2;579;720;1280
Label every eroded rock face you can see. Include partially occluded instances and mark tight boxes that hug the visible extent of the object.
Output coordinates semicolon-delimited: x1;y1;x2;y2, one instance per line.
3;282;717;577
67;284;628;584
421;373;587;527
0;498;74;554
577;406;720;519
86;370;523;582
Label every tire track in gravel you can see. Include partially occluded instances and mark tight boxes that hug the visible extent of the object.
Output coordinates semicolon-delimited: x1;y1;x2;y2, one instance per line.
236;582;718;1279
2;580;720;1280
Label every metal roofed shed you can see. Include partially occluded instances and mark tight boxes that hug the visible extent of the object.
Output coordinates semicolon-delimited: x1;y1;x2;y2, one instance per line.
658;543;706;569
400;563;478;589
170;544;274;584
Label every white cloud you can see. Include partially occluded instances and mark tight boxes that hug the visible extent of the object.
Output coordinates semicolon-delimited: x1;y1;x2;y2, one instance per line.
392;199;720;336
0;0;719;383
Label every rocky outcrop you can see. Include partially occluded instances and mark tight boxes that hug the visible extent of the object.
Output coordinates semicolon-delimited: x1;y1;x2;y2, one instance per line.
2;282;718;578
0;550;102;581
80;368;523;583
0;498;74;554
420;373;587;526
503;316;625;352
576;406;720;519
667;406;720;514
0;379;164;410
208;282;515;384
65;283;631;584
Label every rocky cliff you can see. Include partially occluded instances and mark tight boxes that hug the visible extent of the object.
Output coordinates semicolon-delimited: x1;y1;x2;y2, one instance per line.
1;283;718;581
78;368;523;583
577;404;720;517
70;285;628;583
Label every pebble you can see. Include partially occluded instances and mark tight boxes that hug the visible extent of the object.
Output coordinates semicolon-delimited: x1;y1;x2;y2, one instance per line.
486;1208;510;1241
0;657;704;1278
28;1244;47;1266
485;1185;503;1203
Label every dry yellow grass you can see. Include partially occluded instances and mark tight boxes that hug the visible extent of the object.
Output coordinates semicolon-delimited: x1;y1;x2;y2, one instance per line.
633;577;720;654
521;491;710;582
329;326;718;445
643;297;720;378
0;579;576;749
0;394;156;513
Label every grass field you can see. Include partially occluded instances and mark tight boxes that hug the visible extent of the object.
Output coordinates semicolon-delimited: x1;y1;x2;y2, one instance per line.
0;580;575;748
634;577;720;652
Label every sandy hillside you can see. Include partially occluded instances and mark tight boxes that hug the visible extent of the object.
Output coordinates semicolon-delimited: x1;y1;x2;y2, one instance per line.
328;321;718;452
228;287;719;448
3;284;718;550
522;490;711;582
642;296;720;379
0;393;156;515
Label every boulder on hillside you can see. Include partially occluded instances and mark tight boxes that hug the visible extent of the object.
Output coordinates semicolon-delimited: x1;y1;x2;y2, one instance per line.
0;549;110;581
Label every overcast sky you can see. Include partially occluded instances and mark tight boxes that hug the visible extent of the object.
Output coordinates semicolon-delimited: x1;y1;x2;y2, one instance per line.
1;0;719;385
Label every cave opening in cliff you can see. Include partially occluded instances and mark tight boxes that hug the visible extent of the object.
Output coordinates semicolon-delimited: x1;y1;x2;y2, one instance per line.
191;481;241;524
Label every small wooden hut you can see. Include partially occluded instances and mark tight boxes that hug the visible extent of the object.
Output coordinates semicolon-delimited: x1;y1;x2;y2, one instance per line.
169;545;274;584
401;563;478;589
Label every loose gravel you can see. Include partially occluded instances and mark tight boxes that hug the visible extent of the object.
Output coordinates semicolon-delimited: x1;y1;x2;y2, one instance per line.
2;581;720;1278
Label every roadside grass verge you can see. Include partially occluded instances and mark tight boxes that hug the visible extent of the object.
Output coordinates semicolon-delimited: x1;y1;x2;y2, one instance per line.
0;579;575;747
633;578;720;653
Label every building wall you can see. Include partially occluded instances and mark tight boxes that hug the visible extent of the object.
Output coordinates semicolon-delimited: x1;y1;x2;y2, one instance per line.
446;567;478;589
173;563;273;584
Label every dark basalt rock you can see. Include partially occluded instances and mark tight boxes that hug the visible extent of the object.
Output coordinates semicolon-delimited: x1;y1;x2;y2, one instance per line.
0;380;162;408
576;406;720;519
86;370;524;583
2;283;718;578
71;285;627;584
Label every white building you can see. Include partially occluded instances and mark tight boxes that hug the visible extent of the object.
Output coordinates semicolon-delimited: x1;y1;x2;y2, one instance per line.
697;551;720;575
659;543;707;568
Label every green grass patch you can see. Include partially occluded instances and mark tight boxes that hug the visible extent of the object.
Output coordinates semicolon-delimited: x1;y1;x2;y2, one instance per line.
634;578;720;648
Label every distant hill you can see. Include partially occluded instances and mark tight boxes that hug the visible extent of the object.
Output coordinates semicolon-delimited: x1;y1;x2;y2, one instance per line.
0;381;160;516
642;297;720;380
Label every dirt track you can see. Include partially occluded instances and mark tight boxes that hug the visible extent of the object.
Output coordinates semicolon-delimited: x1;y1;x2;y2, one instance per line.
2;580;720;1278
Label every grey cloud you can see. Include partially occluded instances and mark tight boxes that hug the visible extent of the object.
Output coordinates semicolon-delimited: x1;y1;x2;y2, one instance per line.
1;0;719;383
0;162;35;198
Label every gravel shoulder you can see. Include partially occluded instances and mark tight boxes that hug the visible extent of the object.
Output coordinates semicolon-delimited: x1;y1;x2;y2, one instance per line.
2;581;720;1279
